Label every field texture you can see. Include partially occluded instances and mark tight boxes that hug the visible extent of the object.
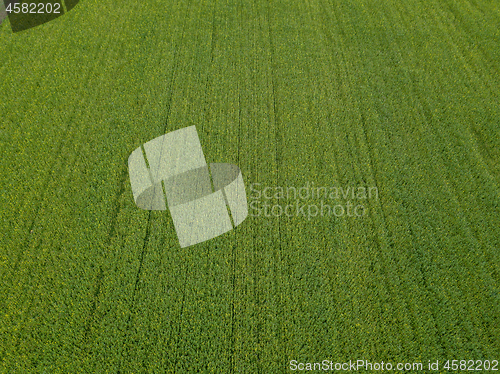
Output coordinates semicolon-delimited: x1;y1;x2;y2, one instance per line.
1;0;499;372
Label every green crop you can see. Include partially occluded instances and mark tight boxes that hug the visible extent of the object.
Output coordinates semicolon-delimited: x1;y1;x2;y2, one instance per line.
1;0;499;372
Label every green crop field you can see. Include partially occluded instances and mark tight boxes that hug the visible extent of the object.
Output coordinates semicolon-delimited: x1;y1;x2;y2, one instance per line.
1;0;499;372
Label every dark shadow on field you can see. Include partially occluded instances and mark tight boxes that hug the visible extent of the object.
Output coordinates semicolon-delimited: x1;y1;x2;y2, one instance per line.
0;0;12;26
2;0;80;32
64;0;78;11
